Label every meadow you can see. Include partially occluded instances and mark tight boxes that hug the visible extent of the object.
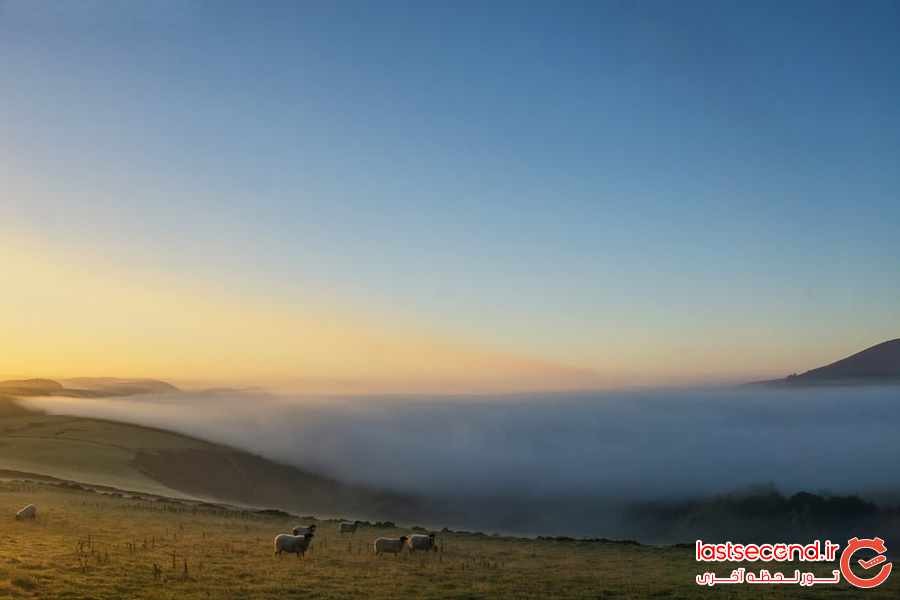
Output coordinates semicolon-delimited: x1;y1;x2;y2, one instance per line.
1;481;897;599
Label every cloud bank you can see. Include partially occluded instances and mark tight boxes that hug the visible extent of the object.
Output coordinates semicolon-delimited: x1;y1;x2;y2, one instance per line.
23;385;900;535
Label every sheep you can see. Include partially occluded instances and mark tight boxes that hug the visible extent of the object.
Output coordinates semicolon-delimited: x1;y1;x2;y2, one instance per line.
15;504;36;521
338;522;357;534
373;536;408;556
406;533;437;552
274;532;314;558
291;524;317;536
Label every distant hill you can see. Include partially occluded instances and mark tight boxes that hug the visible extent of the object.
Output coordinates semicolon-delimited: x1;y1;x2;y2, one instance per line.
0;378;65;397
0;377;179;398
757;338;900;386
57;377;180;397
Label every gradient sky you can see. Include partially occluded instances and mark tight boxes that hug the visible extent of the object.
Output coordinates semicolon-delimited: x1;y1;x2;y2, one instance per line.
2;1;899;392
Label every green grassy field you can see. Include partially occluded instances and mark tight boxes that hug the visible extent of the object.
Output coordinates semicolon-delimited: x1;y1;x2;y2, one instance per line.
1;481;897;599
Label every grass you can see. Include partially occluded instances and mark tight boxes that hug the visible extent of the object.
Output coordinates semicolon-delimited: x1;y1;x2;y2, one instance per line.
0;412;206;498
1;481;897;599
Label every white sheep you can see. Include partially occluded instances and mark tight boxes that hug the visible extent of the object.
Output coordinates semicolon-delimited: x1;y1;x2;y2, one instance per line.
292;524;317;536
406;533;437;552
338;522;357;534
373;536;408;556
15;504;36;521
274;533;314;558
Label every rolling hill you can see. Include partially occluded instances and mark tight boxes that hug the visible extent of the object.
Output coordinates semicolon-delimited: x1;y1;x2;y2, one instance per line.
0;393;416;520
0;378;65;397
757;338;900;386
0;377;178;398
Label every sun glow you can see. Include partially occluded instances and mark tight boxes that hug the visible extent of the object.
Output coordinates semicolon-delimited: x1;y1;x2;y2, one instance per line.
1;234;601;393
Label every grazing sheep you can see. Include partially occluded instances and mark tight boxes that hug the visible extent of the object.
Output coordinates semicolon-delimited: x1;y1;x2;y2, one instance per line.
373;536;408;556
338;522;357;534
15;504;36;521
291;524;317;536
274;533;314;558
407;533;437;552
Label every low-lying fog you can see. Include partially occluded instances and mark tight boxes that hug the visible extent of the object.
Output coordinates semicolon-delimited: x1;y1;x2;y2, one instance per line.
23;386;900;538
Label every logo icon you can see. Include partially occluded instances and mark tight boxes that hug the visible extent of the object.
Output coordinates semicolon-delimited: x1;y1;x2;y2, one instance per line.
840;537;892;589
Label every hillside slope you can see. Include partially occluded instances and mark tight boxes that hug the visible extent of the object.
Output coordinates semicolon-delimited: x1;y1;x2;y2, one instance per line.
756;338;900;386
0;398;415;519
791;338;900;382
0;377;178;398
0;379;64;397
0;482;734;600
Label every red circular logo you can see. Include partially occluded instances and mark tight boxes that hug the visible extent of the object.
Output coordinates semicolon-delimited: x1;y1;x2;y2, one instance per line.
840;537;892;589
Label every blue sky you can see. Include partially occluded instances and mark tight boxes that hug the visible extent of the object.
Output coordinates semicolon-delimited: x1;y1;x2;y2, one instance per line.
2;1;899;389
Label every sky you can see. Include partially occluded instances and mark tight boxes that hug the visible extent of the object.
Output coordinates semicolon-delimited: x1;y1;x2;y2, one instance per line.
2;1;899;392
